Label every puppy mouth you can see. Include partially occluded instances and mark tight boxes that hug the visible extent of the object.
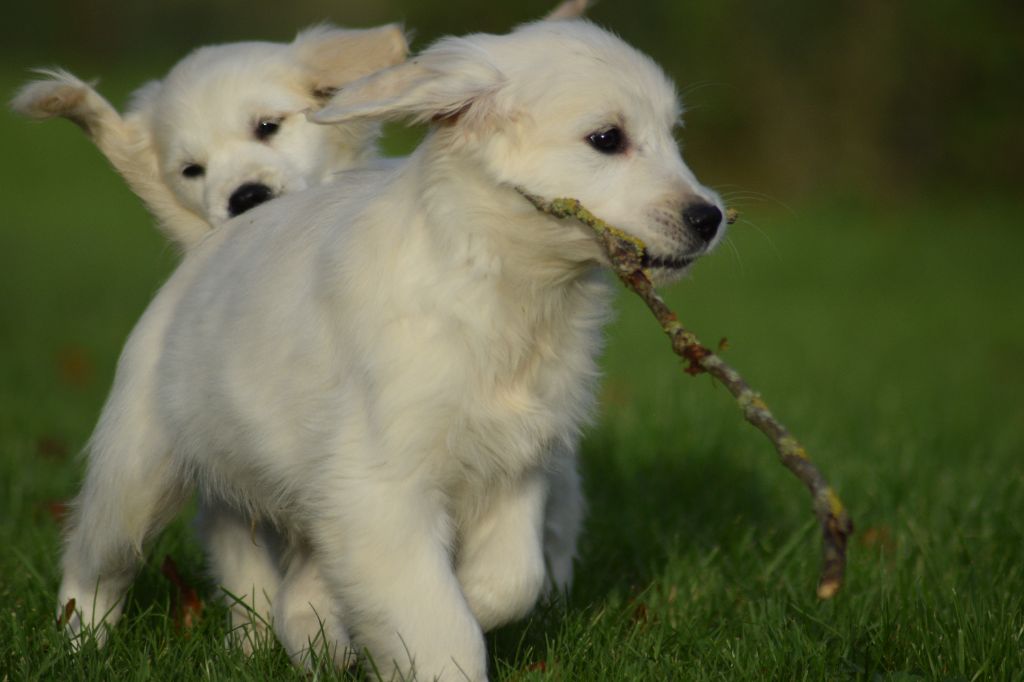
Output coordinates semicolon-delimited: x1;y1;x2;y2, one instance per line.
642;252;697;271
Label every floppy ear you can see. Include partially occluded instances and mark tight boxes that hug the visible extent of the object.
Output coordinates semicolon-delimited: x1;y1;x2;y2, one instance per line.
544;0;591;20
292;24;410;98
310;37;504;126
121;81;212;248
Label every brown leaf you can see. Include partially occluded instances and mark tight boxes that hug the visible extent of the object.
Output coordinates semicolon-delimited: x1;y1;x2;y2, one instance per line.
858;526;896;553
599;380;631;408
161;555;203;632
55;345;94;388
44;500;69;525
36;436;69;459
57;598;76;628
718;337;731;352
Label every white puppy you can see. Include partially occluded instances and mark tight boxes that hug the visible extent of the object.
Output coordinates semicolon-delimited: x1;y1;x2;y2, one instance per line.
11;24;408;248
57;17;724;681
18;8;587;667
13;24;410;659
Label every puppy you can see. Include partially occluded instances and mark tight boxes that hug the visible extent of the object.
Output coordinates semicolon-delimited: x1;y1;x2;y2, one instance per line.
58;15;724;682
10;24;408;249
22;7;589;668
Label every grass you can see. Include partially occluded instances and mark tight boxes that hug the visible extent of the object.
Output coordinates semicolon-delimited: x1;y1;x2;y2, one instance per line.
1;67;1023;680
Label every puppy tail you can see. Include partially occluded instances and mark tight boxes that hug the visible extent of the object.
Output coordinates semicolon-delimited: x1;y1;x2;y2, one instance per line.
544;0;592;21
10;68;122;138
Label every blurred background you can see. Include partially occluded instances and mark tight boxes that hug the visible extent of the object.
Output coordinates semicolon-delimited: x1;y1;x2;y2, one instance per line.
2;0;1022;201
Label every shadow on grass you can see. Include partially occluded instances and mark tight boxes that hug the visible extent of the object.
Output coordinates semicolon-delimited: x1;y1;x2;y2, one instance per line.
487;440;791;672
575;442;779;597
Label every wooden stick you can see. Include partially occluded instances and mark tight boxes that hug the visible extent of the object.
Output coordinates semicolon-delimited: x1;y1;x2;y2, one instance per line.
520;192;853;599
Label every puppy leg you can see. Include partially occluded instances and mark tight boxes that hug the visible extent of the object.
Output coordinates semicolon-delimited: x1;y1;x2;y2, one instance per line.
314;480;487;682
195;496;281;653
456;469;548;632
541;442;585;598
59;389;186;646
273;546;352;670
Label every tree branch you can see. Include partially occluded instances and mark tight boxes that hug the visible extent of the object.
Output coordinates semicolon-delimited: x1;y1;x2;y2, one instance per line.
520;191;853;599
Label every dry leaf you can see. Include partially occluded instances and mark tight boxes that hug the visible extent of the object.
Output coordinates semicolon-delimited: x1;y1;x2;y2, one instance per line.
858;526;896;553
36;436;69;459
55;345;94;388
44;500;69;525
57;598;76;628
161;555;203;632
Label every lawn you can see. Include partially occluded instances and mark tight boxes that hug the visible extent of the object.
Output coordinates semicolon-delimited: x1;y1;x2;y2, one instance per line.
1;67;1022;680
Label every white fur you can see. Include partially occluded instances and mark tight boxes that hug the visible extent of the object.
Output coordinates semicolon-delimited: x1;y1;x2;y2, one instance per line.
57;19;724;681
11;24;408;249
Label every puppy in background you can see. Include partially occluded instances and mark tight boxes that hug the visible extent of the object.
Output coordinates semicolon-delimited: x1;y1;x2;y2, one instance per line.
20;0;590;669
11;24;408;249
11;23;409;662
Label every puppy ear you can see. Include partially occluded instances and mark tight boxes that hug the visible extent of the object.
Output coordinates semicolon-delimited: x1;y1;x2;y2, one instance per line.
293;24;410;98
310;36;504;126
120;81;212;248
544;0;591;20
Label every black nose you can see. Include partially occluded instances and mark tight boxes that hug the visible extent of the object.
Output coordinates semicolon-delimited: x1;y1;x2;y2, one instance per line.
228;183;273;217
683;203;722;244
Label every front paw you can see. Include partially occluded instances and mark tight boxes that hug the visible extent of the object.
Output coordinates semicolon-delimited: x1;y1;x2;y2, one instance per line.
459;554;546;632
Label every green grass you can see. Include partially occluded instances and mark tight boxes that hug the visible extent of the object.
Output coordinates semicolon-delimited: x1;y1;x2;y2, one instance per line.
2;68;1023;680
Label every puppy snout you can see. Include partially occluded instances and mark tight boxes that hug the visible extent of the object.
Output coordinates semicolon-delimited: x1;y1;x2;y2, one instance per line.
228;183;273;217
682;202;722;245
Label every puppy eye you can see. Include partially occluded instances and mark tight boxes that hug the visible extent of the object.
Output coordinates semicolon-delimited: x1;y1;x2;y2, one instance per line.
182;164;205;178
586;127;626;154
255;119;282;141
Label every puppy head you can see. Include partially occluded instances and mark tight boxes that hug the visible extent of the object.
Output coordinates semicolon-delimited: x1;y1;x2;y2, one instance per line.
131;24;407;228
314;20;723;283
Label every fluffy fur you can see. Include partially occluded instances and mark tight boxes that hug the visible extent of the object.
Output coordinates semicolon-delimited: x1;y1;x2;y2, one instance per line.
10;24;409;248
57;17;724;681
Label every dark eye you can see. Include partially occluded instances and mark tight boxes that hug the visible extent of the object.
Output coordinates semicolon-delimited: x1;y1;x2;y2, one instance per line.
182;164;205;178
255;119;281;141
586;127;626;154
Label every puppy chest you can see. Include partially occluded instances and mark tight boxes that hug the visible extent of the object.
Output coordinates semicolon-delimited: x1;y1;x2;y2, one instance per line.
444;356;596;478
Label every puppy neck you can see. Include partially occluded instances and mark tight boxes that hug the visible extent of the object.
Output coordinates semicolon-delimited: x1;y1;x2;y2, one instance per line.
406;129;605;290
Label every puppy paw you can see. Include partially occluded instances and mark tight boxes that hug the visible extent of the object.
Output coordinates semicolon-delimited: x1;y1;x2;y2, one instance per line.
276;606;354;670
222;607;276;656
459;557;546;632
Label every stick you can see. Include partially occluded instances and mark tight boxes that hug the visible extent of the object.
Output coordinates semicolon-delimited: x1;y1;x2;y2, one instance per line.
520;192;853;599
